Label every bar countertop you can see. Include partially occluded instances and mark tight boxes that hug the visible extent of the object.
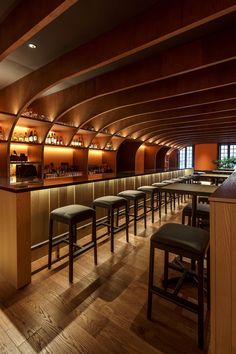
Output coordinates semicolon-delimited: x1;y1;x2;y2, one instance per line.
0;169;189;193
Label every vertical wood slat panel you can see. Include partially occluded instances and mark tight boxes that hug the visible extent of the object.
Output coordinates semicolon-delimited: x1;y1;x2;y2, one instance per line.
231;204;236;353
31;189;50;244
210;200;236;354
215;203;231;353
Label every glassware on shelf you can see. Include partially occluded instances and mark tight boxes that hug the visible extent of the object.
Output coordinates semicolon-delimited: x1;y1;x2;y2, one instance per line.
43;162;83;179
105;142;113;150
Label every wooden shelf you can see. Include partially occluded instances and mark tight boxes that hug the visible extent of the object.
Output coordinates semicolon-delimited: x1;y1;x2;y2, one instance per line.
10;141;42;146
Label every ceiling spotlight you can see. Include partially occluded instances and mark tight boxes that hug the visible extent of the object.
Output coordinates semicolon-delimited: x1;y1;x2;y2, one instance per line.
28;43;37;49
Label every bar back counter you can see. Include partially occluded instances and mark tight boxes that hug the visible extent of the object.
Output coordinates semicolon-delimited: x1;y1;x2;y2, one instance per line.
0;168;191;289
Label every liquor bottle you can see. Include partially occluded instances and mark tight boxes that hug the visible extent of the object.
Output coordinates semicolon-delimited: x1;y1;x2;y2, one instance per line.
59;136;63;145
53;133;56;144
19;133;24;142
24;131;29;142
33;130;38;143
56;136;60;145
29;131;34;142
13;132;18;141
78;137;82;147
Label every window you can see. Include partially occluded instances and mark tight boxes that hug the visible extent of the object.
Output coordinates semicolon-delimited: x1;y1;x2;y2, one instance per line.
229;144;236;158
178;146;193;169
219;143;236;159
219;144;228;160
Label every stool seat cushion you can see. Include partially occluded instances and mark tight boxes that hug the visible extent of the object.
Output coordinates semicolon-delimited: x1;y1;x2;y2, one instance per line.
183;203;209;215
51;204;95;224
93;195;127;208
162;180;176;184
152;182;169;187
137;186;158;193
118;190;145;200
151;223;209;256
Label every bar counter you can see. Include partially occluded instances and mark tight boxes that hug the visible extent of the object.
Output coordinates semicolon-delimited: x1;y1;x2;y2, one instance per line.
0;168;192;289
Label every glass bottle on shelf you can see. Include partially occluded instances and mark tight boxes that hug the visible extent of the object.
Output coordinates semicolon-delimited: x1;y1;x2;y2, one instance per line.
13;132;18;141
29;130;34;143
19;133;24;142
24;131;29;142
59;136;63;145
33;130;38;143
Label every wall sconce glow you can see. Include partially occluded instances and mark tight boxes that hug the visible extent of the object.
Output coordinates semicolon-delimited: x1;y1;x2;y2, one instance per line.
28;43;37;49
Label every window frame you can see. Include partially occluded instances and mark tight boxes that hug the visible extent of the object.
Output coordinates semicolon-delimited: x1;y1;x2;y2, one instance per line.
178;146;193;169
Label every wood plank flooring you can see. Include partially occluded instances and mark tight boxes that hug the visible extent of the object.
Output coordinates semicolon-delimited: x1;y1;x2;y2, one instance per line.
0;201;210;353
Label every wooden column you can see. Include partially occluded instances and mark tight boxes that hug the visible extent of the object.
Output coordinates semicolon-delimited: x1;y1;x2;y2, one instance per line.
0;190;31;289
210;172;236;354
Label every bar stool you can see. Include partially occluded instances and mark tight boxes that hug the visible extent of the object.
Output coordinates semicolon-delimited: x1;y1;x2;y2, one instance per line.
48;204;97;283
137;186;158;223
147;223;210;349
182;203;210;227
117;190;146;235
93;196;129;252
152;182;172;217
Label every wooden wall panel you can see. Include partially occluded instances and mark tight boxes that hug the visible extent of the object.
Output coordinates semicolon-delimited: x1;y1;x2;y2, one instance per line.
0;191;31;288
195;144;218;170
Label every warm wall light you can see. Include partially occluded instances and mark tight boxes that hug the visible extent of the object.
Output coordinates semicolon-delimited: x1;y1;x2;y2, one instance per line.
88;149;103;156
44;146;73;153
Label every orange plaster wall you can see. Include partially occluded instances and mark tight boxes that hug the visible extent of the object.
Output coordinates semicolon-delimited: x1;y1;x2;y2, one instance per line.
194;144;218;170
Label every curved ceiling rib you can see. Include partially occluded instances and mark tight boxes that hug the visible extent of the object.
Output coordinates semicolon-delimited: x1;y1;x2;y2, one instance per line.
116;116;236;140
79;91;236;132
1;0;236;115
28;26;236;123
103;103;236;135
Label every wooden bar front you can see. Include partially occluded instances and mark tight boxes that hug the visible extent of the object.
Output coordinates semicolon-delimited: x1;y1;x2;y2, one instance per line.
210;172;236;354
0;168;191;289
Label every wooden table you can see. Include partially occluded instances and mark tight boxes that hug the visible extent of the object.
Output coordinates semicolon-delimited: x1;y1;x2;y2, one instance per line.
159;183;217;226
194;173;229;186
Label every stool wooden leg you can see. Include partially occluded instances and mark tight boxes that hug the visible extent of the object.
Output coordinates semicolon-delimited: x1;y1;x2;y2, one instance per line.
165;193;167;214
116;207;119;227
110;207;114;252
144;197;147;228
173;193;176;209
164;251;169;290
147;244;155;320
92;215;97;265
182;212;185;225
134;200;137;235
69;223;74;283
198;258;205;350
207;248;210;310
125;203;129;243
48;218;53;269
158;191;162;219
151;193;154;223
107;209;111;237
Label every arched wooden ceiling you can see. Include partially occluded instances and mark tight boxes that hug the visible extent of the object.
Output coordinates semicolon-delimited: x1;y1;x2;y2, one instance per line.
0;0;236;148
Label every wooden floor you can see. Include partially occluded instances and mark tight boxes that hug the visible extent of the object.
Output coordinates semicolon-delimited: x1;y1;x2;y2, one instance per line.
0;201;210;353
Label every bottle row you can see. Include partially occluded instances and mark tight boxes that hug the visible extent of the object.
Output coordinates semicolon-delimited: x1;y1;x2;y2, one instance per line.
45;133;64;145
12;130;38;143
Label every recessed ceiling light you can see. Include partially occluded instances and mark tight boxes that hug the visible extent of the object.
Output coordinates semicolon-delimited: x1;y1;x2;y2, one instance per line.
28;43;37;49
